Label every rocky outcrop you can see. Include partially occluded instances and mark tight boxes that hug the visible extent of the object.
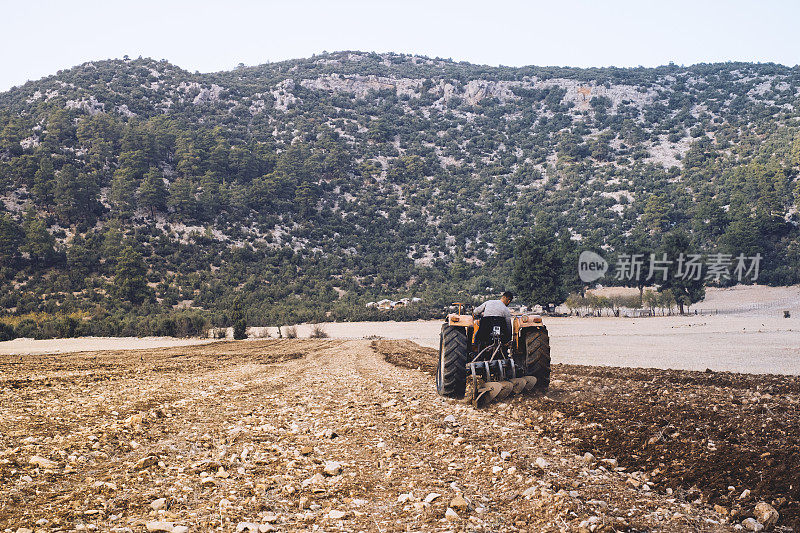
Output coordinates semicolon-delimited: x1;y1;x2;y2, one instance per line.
193;84;224;104
300;74;423;99
65;96;105;115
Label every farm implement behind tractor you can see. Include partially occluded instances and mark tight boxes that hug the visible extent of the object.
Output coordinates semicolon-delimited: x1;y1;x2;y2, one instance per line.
435;303;551;407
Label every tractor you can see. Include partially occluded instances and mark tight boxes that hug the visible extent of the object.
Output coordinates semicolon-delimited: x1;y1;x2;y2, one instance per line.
435;302;550;407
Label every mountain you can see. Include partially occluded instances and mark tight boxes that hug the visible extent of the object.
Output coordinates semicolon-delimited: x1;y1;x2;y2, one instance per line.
1;52;799;336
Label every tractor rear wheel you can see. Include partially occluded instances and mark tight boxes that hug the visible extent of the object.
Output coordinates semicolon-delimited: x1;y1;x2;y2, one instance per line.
436;325;468;398
523;327;551;390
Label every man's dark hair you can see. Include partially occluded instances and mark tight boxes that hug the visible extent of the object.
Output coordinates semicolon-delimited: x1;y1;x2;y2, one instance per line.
502;291;514;301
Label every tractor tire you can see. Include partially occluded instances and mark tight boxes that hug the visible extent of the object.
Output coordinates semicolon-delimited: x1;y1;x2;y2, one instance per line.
436;324;468;398
523;327;551;390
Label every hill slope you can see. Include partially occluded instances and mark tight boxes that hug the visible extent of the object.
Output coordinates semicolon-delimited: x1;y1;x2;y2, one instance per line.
1;52;799;331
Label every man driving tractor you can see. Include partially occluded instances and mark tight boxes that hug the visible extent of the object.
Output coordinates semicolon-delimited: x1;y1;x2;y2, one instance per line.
472;291;514;347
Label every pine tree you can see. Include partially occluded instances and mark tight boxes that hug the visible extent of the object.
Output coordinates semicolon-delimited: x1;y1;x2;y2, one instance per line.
198;172;221;220
113;245;152;304
54;165;101;224
641;194;670;234
21;208;57;266
513;227;570;308
0;213;24;267
660;230;705;314
32;157;55;206
232;298;247;339
101;222;124;273
137;168;167;217
53;164;79;224
175;135;201;177
1;118;25;156
168;177;197;219
110;167;138;218
66;235;93;288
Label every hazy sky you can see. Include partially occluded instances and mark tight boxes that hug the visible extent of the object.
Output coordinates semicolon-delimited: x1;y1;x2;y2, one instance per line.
3;0;799;91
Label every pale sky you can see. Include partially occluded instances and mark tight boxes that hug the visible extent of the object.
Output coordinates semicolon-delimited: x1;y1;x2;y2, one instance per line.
2;0;799;91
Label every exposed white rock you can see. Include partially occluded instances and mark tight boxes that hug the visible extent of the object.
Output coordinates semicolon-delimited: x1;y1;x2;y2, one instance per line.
742;517;764;531
300;74;423;99
323;460;342;476
29;455;58;469
145;522;173;533
150;498;166;511
193;84;224;104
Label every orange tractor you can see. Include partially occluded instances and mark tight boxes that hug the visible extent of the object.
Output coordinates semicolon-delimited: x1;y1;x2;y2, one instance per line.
435;303;550;407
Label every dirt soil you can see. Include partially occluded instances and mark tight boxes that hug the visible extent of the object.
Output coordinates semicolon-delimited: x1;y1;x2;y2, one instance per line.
0;339;794;532
376;341;800;531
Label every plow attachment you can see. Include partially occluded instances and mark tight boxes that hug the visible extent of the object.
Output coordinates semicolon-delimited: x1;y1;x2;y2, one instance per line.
465;359;537;408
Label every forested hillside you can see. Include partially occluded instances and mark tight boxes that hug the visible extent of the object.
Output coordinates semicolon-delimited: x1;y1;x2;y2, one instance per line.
1;52;799;336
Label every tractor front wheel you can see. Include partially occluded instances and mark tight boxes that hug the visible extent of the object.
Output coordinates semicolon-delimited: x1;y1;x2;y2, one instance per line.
436;324;468;398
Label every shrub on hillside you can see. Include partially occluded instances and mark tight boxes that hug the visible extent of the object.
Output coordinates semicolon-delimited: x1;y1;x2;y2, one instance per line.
0;322;15;341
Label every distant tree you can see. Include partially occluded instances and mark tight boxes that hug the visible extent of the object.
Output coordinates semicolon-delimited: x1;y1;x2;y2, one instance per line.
564;293;586;315
721;217;762;258
66;235;94;288
657;288;676;315
168;177;197;219
612;227;647;303
21;208;57;266
642;289;658;315
691;196;729;242
198;172;221;220
514;227;570;309
232;298;247;339
659;229;705;314
276;142;311;181
137;168;168;217
1;118;25;156
293;182;317;218
317;130;351;178
588;132;613;161
641;194;670;234
32;157;55;205
208;140;231;177
175;135;201;177
449;249;469;279
53;165;100;224
45;109;77;145
0;213;24;267
586;293;609;316
110;167;138;217
367;118;394;143
101;222;124;272
113;245;152;304
0;322;15;341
